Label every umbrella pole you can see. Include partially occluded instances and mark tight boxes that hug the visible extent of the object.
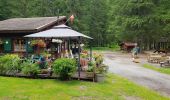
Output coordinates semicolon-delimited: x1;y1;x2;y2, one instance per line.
90;40;92;62
90;40;95;82
78;36;81;80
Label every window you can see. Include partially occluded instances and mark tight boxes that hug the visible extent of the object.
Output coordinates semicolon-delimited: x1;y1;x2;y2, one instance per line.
13;39;26;52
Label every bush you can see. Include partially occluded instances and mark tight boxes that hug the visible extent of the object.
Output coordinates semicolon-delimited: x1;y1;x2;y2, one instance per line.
0;54;21;75
52;58;76;80
21;60;40;76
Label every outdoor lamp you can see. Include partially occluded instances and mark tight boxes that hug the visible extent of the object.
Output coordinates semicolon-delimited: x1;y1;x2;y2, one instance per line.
28;41;31;44
5;41;8;44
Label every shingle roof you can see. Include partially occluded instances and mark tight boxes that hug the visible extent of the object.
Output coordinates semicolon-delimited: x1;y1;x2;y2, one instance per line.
0;16;66;33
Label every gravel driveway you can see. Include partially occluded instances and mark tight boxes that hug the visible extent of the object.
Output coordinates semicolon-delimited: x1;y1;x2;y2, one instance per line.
103;51;170;97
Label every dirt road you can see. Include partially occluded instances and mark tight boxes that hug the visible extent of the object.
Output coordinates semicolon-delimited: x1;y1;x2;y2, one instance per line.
103;51;170;97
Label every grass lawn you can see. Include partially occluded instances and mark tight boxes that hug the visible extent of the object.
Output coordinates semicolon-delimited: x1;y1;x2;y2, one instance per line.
143;64;170;75
0;74;169;100
85;46;120;52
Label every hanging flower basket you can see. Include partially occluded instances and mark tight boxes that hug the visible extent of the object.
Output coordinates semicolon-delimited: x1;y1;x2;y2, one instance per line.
30;40;38;46
37;40;46;48
30;39;46;47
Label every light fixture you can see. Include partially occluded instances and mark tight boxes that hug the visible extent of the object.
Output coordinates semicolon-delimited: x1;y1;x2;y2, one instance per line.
28;41;31;44
5;41;8;44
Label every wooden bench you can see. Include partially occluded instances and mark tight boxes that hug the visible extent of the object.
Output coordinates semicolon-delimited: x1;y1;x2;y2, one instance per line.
160;59;170;67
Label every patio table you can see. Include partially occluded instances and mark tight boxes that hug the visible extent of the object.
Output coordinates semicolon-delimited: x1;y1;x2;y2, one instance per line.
148;55;162;63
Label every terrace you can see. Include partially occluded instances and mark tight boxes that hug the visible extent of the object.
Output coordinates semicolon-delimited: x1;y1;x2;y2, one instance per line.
0;17;107;82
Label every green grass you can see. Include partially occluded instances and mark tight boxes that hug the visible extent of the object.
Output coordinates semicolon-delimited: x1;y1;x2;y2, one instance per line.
143;64;170;75
85;47;120;52
0;74;169;100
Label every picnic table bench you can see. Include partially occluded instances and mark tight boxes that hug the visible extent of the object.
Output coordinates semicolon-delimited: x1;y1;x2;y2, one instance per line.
148;55;162;63
147;52;167;63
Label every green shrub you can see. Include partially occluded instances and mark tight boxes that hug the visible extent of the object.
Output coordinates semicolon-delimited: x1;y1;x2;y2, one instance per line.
21;60;40;76
53;58;76;80
0;54;21;75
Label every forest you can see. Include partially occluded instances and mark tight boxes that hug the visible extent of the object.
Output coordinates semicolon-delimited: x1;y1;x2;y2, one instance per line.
0;0;170;50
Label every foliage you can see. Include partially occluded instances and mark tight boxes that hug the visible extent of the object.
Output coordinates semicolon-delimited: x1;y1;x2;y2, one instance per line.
87;62;95;72
52;58;76;80
41;52;51;58
0;54;21;75
37;40;46;47
21;60;40;76
108;0;170;49
0;0;169;48
93;53;104;65
31;39;46;47
89;0;109;46
80;53;88;58
30;40;38;46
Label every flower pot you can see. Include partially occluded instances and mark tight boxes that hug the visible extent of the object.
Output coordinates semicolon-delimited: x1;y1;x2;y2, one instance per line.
95;73;105;82
37;43;46;47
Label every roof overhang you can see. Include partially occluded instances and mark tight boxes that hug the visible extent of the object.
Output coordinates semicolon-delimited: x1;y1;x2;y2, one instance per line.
24;24;93;39
0;16;66;34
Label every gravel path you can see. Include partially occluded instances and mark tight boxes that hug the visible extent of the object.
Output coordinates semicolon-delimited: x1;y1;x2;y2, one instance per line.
103;51;170;97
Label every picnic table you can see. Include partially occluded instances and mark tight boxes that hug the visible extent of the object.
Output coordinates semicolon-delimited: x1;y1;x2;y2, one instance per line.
160;57;170;67
148;55;162;63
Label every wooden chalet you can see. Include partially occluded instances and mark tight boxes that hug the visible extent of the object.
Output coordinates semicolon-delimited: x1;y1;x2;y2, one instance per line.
0;16;67;56
0;16;94;80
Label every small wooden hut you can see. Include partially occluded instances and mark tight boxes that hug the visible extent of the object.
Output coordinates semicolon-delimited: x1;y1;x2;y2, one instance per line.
121;42;137;52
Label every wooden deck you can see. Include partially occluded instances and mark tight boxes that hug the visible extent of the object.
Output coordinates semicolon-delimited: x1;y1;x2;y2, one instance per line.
0;71;95;81
72;72;95;81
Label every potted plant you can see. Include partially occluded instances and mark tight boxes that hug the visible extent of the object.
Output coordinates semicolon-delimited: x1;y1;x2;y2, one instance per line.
30;40;38;46
94;54;103;67
31;39;46;48
37;40;46;47
86;62;95;78
95;64;108;82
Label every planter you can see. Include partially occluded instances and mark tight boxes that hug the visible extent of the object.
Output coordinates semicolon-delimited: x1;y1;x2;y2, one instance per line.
37;43;46;48
31;40;46;48
95;73;105;82
86;72;94;78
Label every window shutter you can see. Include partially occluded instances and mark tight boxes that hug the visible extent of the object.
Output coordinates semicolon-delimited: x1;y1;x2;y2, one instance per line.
4;38;12;52
26;39;33;52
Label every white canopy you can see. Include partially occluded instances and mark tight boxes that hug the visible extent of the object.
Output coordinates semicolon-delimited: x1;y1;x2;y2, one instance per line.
24;24;93;39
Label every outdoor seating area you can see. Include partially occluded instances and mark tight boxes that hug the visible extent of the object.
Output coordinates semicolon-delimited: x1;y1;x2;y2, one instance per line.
0;50;107;82
0;18;108;82
147;51;170;67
